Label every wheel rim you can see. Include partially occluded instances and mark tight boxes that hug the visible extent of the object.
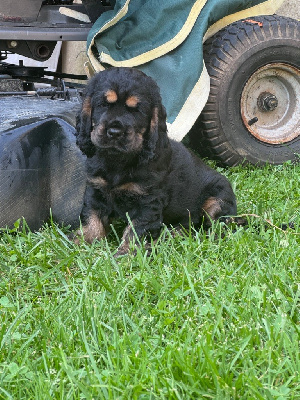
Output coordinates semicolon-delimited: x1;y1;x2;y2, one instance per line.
241;63;300;144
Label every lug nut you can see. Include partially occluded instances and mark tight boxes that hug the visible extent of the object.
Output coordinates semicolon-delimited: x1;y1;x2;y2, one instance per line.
257;92;278;112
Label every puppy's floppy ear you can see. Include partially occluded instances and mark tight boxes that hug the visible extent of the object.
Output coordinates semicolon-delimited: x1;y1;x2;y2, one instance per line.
75;90;96;158
151;103;169;146
151;103;167;133
142;102;169;162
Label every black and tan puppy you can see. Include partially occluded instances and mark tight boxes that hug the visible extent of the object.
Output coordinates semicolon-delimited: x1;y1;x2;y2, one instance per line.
75;67;237;255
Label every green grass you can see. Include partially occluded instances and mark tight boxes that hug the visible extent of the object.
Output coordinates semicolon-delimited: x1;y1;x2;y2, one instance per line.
0;162;299;399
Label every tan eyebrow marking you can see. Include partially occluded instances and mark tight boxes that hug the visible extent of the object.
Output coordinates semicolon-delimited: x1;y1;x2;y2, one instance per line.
126;95;139;108
105;90;118;103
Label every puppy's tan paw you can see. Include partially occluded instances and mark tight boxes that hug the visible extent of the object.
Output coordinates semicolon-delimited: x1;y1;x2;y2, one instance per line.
68;230;83;245
114;243;130;258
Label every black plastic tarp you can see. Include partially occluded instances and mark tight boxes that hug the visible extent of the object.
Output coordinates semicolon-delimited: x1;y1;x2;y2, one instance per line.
0;97;86;230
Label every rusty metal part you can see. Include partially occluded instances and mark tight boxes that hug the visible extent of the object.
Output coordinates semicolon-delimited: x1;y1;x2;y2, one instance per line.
0;0;41;22
257;92;278;112
241;63;300;144
0;76;23;92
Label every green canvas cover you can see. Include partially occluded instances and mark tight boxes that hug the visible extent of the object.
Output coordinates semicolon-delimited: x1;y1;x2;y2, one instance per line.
86;0;284;141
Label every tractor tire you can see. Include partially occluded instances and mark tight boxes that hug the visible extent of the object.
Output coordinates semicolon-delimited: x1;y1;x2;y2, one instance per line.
189;15;300;166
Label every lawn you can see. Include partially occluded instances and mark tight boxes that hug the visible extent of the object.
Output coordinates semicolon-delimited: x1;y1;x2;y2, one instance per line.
0;162;299;399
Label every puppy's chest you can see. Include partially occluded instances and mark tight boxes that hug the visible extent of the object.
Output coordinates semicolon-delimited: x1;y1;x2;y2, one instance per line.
87;173;146;198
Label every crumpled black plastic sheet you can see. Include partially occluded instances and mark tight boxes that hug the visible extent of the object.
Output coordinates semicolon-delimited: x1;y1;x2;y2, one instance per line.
0;97;86;230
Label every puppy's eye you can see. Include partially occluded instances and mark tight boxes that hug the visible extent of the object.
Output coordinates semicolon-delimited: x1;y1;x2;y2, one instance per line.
126;104;139;112
100;100;110;107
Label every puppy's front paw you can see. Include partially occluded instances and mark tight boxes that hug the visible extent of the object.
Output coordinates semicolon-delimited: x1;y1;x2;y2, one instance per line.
68;230;84;245
114;242;130;258
71;214;108;245
114;240;155;258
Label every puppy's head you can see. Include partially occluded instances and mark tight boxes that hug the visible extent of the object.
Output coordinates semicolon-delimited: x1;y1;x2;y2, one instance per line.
76;67;168;159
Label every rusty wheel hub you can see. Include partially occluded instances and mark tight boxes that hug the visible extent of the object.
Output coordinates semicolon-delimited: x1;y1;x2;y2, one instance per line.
241;63;300;144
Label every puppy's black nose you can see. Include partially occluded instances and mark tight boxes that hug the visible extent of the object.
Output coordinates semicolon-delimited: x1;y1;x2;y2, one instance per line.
107;125;124;138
